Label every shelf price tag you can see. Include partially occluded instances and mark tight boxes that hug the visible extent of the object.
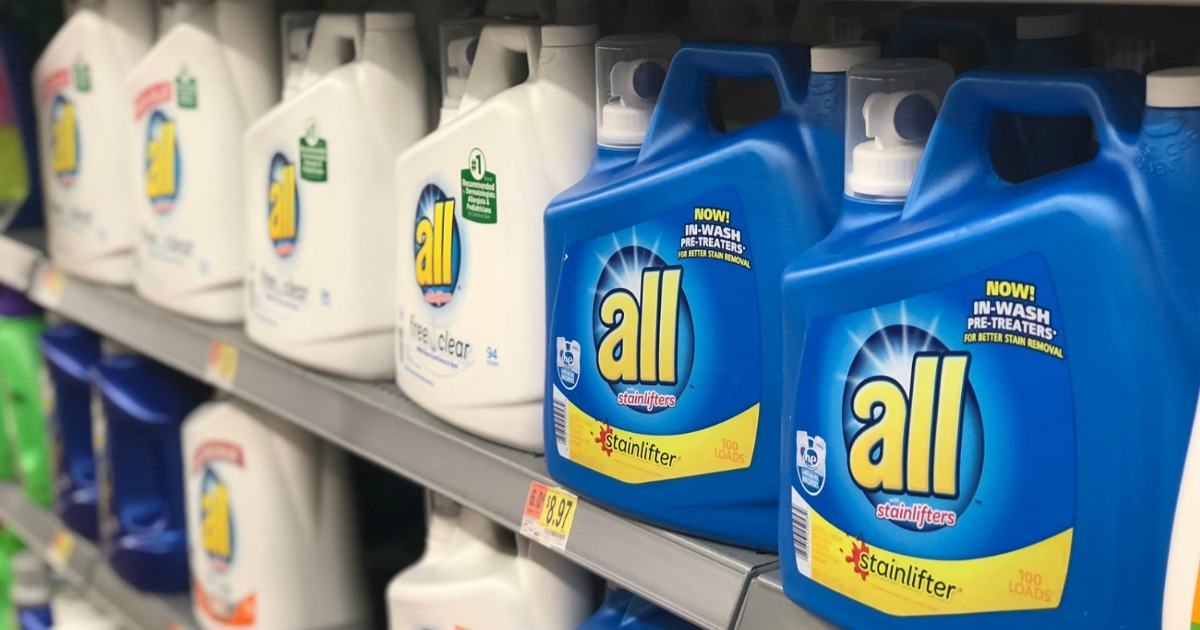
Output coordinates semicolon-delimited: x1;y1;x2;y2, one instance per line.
519;481;578;551
47;528;76;570
33;266;66;308
205;341;239;389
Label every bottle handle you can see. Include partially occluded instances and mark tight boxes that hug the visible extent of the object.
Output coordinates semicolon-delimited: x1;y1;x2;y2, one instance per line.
640;43;812;161
904;69;1143;220
298;14;363;90
458;23;540;113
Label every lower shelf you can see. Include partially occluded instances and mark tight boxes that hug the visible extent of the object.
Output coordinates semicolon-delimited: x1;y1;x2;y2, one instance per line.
0;483;197;630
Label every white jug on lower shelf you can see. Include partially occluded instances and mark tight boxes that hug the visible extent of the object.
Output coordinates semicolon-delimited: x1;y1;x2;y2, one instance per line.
183;398;366;630
386;493;594;630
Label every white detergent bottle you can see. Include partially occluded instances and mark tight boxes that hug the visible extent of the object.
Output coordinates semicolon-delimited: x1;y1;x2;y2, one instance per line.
386;494;594;630
395;22;597;452
126;0;278;323
244;11;430;379
183;398;366;630
33;0;155;285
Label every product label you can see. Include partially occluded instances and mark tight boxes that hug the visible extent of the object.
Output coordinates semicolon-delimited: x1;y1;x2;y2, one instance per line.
298;120;327;183
191;440;256;626
49;94;79;188
790;254;1075;616
402;179;477;380
460;148;496;223
144;110;179;214
176;67;197;109
549;186;760;484
267;153;300;257
73;58;91;93
251;146;316;325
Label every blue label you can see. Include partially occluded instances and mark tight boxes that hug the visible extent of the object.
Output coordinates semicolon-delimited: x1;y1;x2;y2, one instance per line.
549;186;761;483
790;254;1075;615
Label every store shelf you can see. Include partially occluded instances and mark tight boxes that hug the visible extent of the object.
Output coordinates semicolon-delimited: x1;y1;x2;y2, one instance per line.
0;482;196;630
5;231;788;630
736;569;834;629
0;228;45;292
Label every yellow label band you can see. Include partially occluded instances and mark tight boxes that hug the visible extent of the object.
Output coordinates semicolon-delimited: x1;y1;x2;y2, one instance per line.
559;395;758;484
808;509;1071;616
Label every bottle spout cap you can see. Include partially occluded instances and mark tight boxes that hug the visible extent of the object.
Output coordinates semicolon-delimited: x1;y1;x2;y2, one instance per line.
844;58;953;200
595;33;680;148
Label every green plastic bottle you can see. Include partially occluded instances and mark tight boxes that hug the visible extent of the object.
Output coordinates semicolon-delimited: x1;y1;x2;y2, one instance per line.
0;288;50;508
0;526;23;630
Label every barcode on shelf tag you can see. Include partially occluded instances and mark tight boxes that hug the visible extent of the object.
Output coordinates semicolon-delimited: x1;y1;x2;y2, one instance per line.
519;481;578;551
47;529;76;570
205;341;239;389
34;266;66;307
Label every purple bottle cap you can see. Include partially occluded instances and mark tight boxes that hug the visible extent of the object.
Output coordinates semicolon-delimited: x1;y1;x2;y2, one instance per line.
0;286;40;317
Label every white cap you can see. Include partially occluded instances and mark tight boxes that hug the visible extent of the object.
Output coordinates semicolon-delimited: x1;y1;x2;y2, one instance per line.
10;551;51;608
846;90;940;198
1147;67;1200;108
1016;11;1085;41
811;41;881;73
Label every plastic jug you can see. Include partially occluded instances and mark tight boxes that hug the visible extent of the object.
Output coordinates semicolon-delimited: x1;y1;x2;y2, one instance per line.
33;0;155;285
39;323;102;541
781;67;1200;629
93;348;211;593
0;289;51;509
125;0;277;323
1145;68;1200;630
183;398;366;630
385;494;593;629
244;11;430;380
579;586;698;629
394;22;597;451
0;26;41;231
544;41;877;550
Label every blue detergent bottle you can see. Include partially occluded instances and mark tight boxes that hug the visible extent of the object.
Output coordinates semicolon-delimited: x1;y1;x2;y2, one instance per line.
1142;67;1200;629
93;345;211;593
545;39;879;550
579;586;698;629
781;65;1200;629
39;322;101;541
